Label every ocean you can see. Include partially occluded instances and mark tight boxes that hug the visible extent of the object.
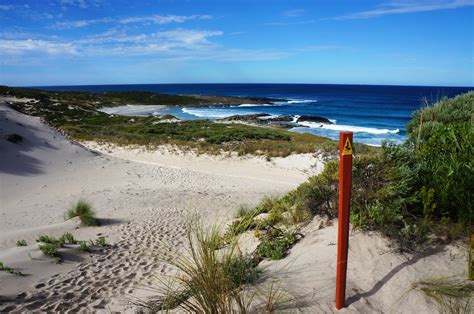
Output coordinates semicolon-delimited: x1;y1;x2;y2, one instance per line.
36;84;472;146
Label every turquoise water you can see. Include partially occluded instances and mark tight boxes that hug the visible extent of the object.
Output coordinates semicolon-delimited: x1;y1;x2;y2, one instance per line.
37;84;472;146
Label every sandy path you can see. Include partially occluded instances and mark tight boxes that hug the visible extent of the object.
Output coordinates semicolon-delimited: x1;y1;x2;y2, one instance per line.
0;102;318;312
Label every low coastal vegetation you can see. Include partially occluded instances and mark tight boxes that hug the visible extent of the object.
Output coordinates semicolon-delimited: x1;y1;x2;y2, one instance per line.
16;239;27;246
35;232;107;262
0;261;24;277
65;200;99;226
0;85;377;157
226;92;473;258
173;92;471;312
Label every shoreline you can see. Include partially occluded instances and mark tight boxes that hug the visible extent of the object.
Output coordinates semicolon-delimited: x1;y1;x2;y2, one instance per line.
0;85;401;147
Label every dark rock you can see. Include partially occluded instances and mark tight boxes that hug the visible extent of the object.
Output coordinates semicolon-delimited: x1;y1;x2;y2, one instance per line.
268;122;296;129
222;114;271;122
245;97;287;103
296;115;333;124
266;115;294;122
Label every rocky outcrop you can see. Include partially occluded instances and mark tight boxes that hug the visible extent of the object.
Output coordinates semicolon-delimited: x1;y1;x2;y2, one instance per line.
220;114;310;130
222;114;271;122
296;115;333;124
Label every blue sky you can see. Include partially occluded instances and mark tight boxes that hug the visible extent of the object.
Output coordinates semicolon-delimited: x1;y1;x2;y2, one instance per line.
0;0;472;86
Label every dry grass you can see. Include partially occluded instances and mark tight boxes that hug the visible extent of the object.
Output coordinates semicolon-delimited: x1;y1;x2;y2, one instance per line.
136;222;261;312
414;277;474;313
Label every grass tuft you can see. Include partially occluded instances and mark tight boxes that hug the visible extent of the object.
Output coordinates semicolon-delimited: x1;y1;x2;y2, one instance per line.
235;205;251;219
414;278;474;313
66;200;99;226
137;222;260;312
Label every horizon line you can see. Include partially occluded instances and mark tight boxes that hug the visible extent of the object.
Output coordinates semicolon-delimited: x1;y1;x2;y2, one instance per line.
13;82;474;89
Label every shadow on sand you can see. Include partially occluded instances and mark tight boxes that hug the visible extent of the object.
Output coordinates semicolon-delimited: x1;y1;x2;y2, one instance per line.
345;244;447;306
0;105;58;176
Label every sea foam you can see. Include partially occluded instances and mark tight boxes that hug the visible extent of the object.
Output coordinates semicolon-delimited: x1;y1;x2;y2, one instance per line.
182;107;256;118
298;121;400;135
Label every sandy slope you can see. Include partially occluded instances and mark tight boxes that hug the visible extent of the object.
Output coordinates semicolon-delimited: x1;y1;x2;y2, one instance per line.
0;101;469;313
256;219;469;313
0;102;316;312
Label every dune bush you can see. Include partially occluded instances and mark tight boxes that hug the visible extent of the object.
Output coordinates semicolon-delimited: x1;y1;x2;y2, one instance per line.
16;239;27;246
39;243;58;257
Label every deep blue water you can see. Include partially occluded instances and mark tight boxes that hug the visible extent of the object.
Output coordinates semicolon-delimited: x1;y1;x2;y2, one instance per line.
35;84;472;146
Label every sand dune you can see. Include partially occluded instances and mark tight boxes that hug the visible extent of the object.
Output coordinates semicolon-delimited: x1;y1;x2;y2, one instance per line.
0;102;316;311
0;101;469;312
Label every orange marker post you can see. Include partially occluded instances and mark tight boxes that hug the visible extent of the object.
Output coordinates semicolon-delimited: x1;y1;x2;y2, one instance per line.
335;131;353;310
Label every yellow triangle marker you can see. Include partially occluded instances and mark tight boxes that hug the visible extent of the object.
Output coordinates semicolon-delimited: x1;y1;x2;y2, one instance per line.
342;137;353;156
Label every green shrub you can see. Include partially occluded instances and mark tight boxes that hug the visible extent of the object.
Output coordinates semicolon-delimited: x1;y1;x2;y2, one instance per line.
39;243;58;257
36;235;64;247
16;239;27;246
222;254;262;286
60;232;77;244
243;92;473;250
66;200;99;226
407;92;473;227
256;232;297;260
78;241;91;252
94;236;107;246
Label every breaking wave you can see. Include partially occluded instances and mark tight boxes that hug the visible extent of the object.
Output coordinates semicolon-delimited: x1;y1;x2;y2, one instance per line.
297;121;400;135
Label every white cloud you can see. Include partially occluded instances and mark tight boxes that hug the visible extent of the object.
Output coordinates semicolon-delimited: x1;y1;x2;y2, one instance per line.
0;28;222;58
0;39;78;55
0;31;60;40
53;14;212;29
0;4;14;10
0;27;341;64
76;28;222;47
81;29;224;56
59;0;101;9
264;19;315;26
119;14;212;25
54;17;113;29
283;9;305;17
328;0;474;20
153;29;222;45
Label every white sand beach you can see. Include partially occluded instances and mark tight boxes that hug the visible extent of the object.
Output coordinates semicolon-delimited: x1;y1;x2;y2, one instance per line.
0;101;469;312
